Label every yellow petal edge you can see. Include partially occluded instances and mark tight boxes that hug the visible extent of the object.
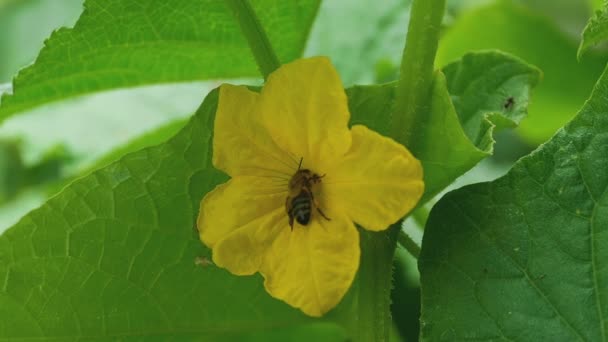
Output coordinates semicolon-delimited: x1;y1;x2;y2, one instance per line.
324;125;424;231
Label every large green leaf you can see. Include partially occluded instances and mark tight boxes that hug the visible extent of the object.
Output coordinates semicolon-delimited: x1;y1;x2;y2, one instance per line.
579;1;608;59
419;61;608;341
0;0;319;119
438;0;608;145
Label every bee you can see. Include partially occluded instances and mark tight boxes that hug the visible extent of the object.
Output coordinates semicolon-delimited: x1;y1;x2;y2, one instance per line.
286;158;330;230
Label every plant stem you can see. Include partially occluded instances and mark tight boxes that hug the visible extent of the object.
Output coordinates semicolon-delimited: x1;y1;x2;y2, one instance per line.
391;0;446;147
358;225;400;342
224;0;281;80
412;205;430;229
398;229;421;258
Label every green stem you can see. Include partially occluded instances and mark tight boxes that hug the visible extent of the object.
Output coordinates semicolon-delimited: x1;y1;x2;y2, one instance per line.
224;0;281;80
357;225;400;342
398;230;421;258
391;0;446;147
412;205;430;230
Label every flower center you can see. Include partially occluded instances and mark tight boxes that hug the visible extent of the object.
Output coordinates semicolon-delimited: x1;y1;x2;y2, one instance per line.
285;169;330;229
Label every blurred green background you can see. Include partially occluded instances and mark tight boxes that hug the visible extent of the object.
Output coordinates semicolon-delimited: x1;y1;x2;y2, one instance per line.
0;0;605;340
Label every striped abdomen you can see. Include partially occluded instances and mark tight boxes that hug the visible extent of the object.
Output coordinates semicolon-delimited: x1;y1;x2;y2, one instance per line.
288;191;312;227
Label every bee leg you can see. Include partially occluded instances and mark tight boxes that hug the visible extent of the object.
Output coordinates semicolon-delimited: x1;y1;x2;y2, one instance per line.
310;191;331;221
316;206;331;221
313;173;326;183
286;196;295;231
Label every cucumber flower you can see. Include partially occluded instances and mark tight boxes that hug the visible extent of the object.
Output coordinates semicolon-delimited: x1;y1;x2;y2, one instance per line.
197;57;423;317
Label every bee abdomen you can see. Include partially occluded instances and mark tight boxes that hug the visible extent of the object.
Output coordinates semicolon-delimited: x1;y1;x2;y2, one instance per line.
289;195;312;226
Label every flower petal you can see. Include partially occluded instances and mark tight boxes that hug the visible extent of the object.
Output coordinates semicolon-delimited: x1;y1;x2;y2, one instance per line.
324;125;424;231
258;57;352;170
260;211;359;317
198;176;288;275
213;85;299;177
213;208;286;275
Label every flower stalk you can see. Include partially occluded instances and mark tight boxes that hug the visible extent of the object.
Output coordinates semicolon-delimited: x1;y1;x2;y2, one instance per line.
398;229;421;258
224;0;281;79
357;226;401;342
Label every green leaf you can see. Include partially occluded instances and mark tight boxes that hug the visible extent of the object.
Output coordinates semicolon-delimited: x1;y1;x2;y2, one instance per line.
413;71;486;201
579;1;608;59
0;0;319;120
419;63;608;341
438;0;608;144
349;51;540;202
0;79;413;339
442;51;541;146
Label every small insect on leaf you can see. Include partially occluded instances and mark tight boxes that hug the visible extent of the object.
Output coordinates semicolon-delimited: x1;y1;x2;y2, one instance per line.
503;96;515;111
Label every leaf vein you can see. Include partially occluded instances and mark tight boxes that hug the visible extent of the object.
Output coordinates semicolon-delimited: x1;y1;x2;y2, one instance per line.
451;200;587;341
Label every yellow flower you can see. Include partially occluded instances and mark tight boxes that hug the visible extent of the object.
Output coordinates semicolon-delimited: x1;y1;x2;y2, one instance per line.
197;57;424;317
